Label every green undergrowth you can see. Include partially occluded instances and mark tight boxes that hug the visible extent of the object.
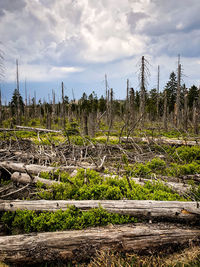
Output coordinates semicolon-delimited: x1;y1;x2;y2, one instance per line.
1;206;137;234
37;169;186;201
126;157;200;178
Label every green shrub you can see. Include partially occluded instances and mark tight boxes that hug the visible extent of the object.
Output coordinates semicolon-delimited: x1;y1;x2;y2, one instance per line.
147;158;166;171
1;206;137;234
172;146;200;163
36;169;186;201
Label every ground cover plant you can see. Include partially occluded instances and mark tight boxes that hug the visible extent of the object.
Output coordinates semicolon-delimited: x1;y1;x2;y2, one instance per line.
1;206;137;234
37;168;186;201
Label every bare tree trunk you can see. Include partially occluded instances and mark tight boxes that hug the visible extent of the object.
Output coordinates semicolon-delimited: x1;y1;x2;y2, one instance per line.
1;200;199;221
156;65;160;119
183;88;188;131
175;61;181;128
163;90;168;131
0;88;2;126
139;56;145;123
61;82;66;130
52;89;56;124
0;224;199;265
16;59;20;125
105;74;109;125
125;79;130;132
193;101;199;134
83;112;88;135
129;88;135;128
89;112;96;137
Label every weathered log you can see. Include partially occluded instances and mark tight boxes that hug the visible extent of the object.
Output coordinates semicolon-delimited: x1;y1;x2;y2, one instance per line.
180;174;200;183
103;174;191;195
0;161;101;176
122;137;200;146
0;224;199;265
11;172;61;187
0;199;200;221
16;125;62;133
0;161;56;175
9;169;192;196
131;177;191;194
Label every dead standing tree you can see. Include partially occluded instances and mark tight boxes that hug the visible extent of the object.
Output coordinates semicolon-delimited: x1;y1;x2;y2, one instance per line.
163;90;168;131
61;82;66;130
183;85;188;131
16;59;21;125
0;47;4;126
138;56;150;125
156;65;160;119
175;56;182;128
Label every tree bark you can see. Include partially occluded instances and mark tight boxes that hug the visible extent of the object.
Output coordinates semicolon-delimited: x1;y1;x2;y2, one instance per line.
0;200;199;221
11;172;61;187
16;125;62;133
0;161;104;176
0;224;199;265
121;137;200;146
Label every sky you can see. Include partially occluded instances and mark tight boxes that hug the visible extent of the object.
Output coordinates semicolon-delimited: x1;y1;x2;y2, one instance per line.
0;0;200;103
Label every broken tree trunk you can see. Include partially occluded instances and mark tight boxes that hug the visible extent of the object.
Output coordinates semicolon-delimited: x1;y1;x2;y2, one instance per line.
16;125;62;133
0;199;199;222
11;172;61;187
0;161;104;176
0;223;199;265
130;177;191;194
121;137;200;146
0;161;56;175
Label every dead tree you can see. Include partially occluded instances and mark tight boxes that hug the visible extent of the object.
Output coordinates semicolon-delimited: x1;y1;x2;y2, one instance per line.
1;200;200;221
16;59;20;125
125;79;130;131
175;56;181;127
0;88;2;126
105;74;109;125
156;65;160;118
129;88;135;128
0;224;199;265
163;90;168;131
193;101;199;134
24;80;28;124
61;82;66;130
83;112;88;135
183;86;188;131
52;89;56;124
107;88;113;142
138;56;149;124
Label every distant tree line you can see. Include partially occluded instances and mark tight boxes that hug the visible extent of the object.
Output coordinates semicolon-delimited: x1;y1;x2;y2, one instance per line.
0;57;199;135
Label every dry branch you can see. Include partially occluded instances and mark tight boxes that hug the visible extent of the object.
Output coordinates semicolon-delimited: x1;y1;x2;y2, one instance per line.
0;223;199;265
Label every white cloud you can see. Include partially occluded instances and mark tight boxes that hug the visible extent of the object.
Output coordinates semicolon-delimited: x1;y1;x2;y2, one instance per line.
5;63;84;82
0;0;200;93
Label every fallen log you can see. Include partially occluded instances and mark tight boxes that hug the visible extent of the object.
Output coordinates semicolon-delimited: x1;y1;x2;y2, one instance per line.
122;137;200;146
0;161;56;175
11;172;61;187
10;170;192;196
0;161;103;176
131;177;191;194
0;199;200;221
16;125;63;133
180;174;200;183
103;174;191;195
0;223;199;265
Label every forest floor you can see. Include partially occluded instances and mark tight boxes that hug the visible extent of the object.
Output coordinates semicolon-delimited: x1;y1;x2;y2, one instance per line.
0;128;200;266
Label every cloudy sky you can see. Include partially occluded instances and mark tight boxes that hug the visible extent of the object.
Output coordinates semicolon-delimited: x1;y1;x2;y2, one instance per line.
0;0;200;103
